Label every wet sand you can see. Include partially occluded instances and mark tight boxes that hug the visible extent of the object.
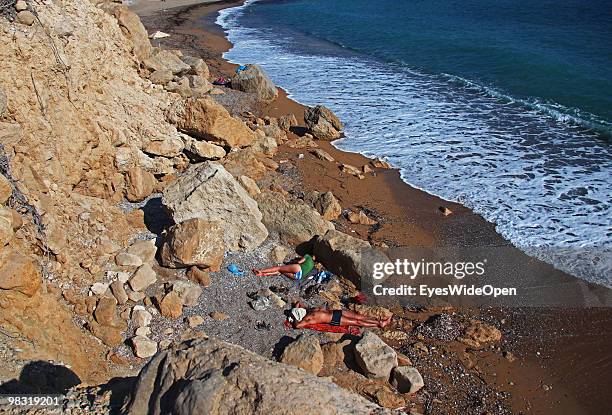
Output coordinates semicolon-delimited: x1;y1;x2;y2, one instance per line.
136;2;612;413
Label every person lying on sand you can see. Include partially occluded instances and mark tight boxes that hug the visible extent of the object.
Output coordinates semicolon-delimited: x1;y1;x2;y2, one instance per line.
289;302;392;329
253;254;316;280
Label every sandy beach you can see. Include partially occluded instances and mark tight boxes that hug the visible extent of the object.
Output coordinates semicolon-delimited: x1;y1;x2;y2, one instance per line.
131;1;612;414
127;0;220;16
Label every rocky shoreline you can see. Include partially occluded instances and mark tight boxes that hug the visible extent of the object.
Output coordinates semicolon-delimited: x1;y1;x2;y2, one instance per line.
0;1;610;414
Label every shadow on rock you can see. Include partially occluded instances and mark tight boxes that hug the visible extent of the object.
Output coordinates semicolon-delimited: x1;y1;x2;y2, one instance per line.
272;335;296;360
100;376;138;414
141;196;174;235
0;361;81;395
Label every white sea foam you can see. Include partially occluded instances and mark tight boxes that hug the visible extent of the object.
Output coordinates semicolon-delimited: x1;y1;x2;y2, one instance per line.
216;2;612;287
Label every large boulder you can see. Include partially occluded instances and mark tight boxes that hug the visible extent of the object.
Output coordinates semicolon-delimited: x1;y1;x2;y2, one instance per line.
125;167;156;202
304;105;344;140
231;64;278;102
256;191;334;245
280;335;324;375
161;218;225;270
313;230;390;286
354;331;398;380
102;4;151;62
180;55;210;79
182;135;226;161
221;148;267;181
314;191;342;220
122;336;390;415
162;162;268;251
143;50;190;75
143;136;184;158
166;97;256;148
0;248;41;297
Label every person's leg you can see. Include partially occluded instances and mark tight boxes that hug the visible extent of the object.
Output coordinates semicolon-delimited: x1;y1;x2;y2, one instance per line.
254;264;301;277
342;310;392;327
356;315;392;328
339;316;380;328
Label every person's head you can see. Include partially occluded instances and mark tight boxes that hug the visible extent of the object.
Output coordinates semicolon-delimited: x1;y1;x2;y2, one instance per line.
311;255;316;261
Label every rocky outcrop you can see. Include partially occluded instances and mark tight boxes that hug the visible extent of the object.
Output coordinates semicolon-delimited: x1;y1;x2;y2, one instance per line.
313;230;390;286
162;162;268;251
354;332;398;380
166;97;256;148
280;335;324;375
304;105;344;140
101;4;152;62
122;336;391;414
314;191;342;220
161;218;225;270
256;190;334;245
231;64;278;102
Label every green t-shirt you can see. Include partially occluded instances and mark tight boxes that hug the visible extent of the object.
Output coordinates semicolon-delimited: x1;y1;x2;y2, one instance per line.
300;254;315;275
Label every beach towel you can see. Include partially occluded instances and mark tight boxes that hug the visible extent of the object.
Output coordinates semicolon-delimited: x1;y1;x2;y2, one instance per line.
284;320;361;335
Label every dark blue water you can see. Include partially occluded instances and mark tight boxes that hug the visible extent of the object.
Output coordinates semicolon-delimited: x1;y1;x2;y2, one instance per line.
218;0;612;286
237;0;612;131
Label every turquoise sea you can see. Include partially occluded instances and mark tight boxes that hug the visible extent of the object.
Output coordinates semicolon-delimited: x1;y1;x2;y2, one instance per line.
217;0;612;286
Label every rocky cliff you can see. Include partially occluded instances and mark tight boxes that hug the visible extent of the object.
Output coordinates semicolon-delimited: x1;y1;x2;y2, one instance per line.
123;335;392;415
0;0;384;400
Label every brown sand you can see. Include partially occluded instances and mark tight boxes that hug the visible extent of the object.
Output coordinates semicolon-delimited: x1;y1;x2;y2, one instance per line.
128;0;221;16
137;2;612;413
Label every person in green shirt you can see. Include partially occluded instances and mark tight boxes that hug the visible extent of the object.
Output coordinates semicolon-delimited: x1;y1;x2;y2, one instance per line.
253;254;316;281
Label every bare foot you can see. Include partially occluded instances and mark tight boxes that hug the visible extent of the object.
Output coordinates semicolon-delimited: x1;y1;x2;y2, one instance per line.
379;316;393;328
